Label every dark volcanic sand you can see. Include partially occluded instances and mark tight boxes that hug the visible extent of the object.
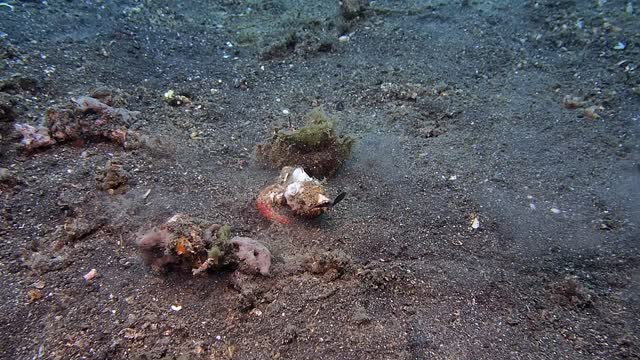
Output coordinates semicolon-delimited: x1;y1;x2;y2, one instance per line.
0;1;639;359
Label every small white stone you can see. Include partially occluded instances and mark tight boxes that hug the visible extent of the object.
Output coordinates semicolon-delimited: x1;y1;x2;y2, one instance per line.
171;304;182;311
338;35;350;43
83;268;98;281
282;109;290;115
550;208;561;214
470;216;480;229
614;41;626;50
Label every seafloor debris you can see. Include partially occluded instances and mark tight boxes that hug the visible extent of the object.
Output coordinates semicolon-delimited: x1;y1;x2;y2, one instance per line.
340;0;369;20
256;107;353;178
562;94;604;120
44;95;144;148
260;31;335;61
0;167;23;189
0;93;17;123
14;123;55;151
95;158;129;192
163;89;191;107
83;268;98;281
256;166;345;224
136;214;271;276
304;249;353;281
231;237;271;276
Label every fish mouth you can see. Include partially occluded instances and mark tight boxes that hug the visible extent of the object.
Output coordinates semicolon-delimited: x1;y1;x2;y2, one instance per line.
311;191;347;209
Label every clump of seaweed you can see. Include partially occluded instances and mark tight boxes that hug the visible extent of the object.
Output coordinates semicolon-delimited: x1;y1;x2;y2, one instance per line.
256;107;353;178
136;215;271;276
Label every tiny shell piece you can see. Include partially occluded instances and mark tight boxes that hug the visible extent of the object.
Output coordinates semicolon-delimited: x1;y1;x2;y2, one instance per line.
83;268;98;281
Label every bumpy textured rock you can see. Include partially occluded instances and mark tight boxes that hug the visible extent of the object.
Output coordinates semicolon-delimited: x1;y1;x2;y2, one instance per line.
137;214;271;276
257;107;353;178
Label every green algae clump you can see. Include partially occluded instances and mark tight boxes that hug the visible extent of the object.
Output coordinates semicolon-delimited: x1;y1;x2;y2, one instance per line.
257;107;353;178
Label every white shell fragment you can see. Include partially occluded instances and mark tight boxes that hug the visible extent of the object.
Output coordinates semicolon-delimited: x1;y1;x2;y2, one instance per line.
171;304;182;311
470;215;480;230
83;268;98;281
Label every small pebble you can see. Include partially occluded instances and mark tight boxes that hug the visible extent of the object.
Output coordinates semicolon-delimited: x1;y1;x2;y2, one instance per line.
338;35;350;43
470;216;480;229
83;268;98;281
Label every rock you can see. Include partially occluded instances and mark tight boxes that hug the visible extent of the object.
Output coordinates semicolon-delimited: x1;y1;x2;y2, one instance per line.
340;0;368;20
0;73;38;94
14;123;55;151
26;252;69;274
95;158;129;192
231;236;272;276
137;214;271;276
256;107;353;178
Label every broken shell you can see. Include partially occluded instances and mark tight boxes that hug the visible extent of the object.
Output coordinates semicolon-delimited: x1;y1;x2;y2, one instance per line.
470;215;480;230
83;268;98;281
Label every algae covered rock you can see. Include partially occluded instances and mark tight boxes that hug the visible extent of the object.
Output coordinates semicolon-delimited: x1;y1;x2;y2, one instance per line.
136;214;271;276
257;107;353;178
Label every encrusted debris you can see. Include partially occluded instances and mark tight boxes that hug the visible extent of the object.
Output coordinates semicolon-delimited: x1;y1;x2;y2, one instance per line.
44;94;147;149
95;158;129;192
14;123;55;151
83;268;98;281
304;250;353;281
136;214;271;276
257;167;343;224
256;107;353;178
163;89;192;106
